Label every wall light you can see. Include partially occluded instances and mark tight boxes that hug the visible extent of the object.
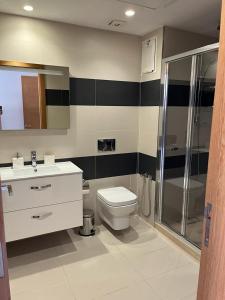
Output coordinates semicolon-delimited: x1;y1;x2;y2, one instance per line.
23;5;34;12
125;9;135;17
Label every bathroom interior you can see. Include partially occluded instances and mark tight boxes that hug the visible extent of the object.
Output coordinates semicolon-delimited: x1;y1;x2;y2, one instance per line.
0;0;222;299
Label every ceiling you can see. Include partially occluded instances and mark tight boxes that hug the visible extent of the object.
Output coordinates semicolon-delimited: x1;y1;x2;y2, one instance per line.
0;0;221;37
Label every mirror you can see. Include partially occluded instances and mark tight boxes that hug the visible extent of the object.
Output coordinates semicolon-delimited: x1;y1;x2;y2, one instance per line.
0;61;70;130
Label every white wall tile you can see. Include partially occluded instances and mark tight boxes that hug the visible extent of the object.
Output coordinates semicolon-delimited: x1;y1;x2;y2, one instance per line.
138;106;159;157
95;106;139;132
0;106;139;163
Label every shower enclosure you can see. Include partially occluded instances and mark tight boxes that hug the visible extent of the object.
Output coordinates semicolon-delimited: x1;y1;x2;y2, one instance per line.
157;43;219;248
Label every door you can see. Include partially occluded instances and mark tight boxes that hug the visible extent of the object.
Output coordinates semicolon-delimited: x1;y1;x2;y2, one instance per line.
197;0;225;298
0;182;11;299
161;56;193;235
160;48;218;249
185;50;218;248
21;75;41;129
21;75;46;129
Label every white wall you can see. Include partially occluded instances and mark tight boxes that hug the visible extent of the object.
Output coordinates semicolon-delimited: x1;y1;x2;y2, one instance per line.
0;14;141;81
163;26;217;58
0;13;141;163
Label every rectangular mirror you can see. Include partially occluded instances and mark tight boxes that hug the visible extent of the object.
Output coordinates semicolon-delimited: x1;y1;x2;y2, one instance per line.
0;61;70;130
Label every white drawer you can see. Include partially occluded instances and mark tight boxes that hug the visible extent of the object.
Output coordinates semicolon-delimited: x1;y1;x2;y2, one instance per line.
3;174;82;212
4;200;83;242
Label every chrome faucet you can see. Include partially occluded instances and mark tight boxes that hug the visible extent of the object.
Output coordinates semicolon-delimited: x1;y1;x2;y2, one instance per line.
31;151;37;172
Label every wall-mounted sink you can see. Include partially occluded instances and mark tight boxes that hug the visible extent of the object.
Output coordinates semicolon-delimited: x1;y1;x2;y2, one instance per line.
0;161;82;182
13;165;60;177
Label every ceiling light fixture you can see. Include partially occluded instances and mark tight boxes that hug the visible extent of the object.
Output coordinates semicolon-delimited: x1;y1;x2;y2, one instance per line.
23;5;34;12
125;9;135;17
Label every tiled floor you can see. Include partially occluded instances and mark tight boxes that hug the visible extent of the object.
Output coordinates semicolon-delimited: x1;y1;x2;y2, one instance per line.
7;216;199;300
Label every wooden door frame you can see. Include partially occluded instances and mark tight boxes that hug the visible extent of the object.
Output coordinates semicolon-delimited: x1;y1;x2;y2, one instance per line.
197;0;225;299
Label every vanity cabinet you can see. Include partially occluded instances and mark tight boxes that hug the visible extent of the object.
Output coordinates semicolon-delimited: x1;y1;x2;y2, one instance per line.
4;201;82;242
0;162;83;242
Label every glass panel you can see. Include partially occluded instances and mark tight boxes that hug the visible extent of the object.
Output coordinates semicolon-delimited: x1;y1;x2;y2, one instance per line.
186;50;218;247
161;57;193;234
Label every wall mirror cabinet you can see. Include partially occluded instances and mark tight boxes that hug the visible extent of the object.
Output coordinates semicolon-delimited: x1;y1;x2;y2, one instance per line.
0;60;70;130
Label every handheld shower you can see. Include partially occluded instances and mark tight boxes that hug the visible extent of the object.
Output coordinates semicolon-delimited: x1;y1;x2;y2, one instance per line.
140;173;152;217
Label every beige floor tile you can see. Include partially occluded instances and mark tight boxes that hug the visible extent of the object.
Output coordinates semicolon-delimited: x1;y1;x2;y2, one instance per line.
129;215;153;233
57;228;118;267
146;263;199;300
117;230;168;259
8;217;199;300
8;237;68;295
63;252;142;300
35;282;75;300
130;246;193;279
11;282;75;300
9;260;67;295
181;292;197;300
11;290;39;300
95;282;163;300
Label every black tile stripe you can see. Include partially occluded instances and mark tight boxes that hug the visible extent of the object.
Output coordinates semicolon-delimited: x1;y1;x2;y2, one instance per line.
70;77;140;106
164;155;186;169
70;78;95;105
56;156;96;180
96;80;140;106
190;152;209;176
96;153;137;179
69;78;163;107
196;82;215;107
45;89;70;106
167;83;190;106
60;77;212;108
138;153;157;180
163;152;209;179
140;80;161;106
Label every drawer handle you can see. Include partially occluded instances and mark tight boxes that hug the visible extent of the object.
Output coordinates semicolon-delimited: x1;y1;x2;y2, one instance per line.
32;212;53;220
30;184;52;191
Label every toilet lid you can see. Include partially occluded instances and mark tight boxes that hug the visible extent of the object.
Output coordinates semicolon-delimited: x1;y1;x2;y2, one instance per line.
97;187;137;207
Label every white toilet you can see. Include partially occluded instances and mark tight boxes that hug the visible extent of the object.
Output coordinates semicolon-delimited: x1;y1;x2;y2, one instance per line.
97;187;137;230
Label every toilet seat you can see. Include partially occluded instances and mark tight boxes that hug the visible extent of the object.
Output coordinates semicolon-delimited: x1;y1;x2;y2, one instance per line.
97;187;137;207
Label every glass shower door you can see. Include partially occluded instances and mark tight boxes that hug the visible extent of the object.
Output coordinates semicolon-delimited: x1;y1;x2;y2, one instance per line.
185;50;218;247
161;56;193;234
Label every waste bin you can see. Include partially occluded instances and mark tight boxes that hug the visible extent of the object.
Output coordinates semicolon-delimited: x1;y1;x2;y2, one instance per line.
79;209;95;236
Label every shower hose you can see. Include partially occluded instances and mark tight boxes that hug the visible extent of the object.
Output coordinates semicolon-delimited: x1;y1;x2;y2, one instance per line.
140;173;152;217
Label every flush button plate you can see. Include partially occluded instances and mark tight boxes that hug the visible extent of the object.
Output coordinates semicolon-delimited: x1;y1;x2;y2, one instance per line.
98;139;116;152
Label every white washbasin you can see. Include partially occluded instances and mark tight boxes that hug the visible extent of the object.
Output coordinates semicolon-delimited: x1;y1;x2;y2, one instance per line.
13;165;60;176
0;162;82;182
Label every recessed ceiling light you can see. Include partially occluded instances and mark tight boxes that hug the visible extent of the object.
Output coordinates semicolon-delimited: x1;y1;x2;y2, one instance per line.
23;5;34;12
125;9;135;17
